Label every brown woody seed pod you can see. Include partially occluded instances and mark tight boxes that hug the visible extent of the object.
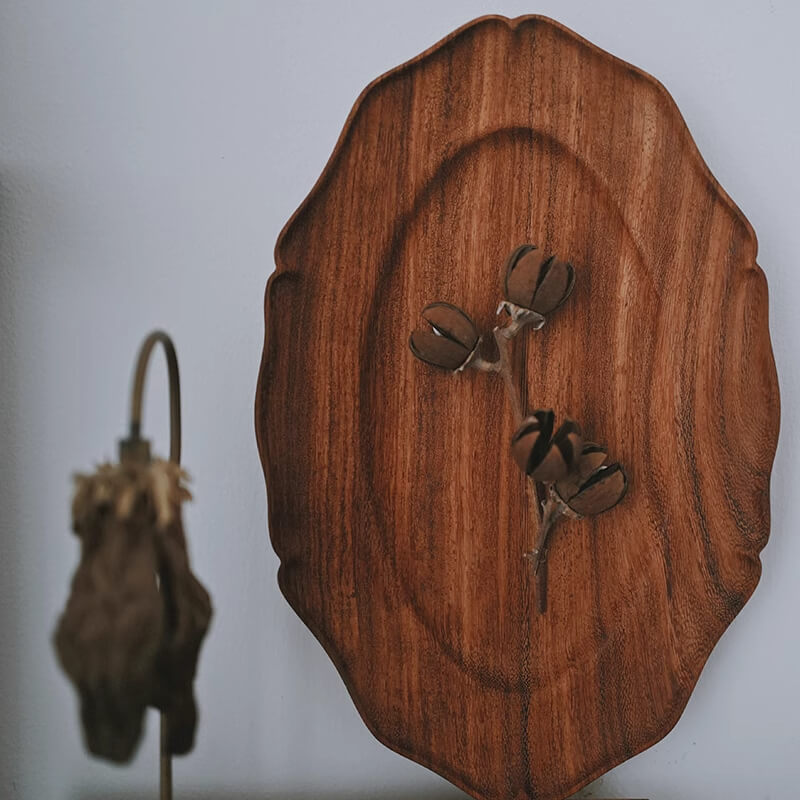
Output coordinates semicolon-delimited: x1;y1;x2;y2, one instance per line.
555;443;628;516
409;302;480;372
504;244;575;315
511;410;583;482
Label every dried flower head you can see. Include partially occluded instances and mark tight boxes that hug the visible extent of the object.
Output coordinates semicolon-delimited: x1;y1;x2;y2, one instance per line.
511;410;583;482
409;302;480;372
555;443;628;516
504;244;575;316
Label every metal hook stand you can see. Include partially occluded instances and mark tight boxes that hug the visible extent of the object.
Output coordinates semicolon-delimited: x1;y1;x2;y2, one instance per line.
120;330;182;800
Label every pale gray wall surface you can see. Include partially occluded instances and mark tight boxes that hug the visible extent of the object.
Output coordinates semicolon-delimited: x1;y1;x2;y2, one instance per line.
0;1;796;798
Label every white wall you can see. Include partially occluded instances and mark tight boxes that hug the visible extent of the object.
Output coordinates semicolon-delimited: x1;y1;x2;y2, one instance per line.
0;1;796;798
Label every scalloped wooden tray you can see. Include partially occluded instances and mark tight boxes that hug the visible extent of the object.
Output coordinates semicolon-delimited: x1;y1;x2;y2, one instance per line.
256;15;779;800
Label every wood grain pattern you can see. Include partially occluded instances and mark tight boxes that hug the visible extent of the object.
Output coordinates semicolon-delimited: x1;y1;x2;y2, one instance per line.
255;15;779;800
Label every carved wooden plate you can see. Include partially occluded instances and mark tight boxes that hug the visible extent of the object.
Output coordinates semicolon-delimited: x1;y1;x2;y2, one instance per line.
256;15;779;800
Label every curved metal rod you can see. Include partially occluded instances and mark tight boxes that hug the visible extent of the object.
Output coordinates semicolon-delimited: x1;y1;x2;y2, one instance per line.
127;329;181;800
129;330;182;464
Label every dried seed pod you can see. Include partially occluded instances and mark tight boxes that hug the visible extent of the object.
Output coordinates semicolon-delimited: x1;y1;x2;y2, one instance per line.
149;515;213;755
555;443;628;516
54;464;167;762
409;302;480;371
504;244;575;315
54;460;212;763
511;410;583;482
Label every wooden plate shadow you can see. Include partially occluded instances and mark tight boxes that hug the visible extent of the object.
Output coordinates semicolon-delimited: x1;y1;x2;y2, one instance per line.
256;15;779;800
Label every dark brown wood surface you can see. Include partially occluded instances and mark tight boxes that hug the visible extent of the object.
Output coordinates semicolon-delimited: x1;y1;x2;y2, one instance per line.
256;15;779;800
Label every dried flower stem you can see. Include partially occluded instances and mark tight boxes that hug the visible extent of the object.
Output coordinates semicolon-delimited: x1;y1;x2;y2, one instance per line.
492;327;523;425
524;492;566;613
465;316;569;612
489;323;560;612
469;354;501;374
528;492;565;572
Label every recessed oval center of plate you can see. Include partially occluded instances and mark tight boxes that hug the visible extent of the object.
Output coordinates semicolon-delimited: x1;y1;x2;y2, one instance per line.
364;126;653;690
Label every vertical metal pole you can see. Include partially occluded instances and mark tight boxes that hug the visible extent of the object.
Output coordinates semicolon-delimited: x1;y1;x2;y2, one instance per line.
160;715;172;800
128;330;181;800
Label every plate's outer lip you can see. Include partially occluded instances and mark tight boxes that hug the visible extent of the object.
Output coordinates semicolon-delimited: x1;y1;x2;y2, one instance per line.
256;14;781;800
268;12;762;268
